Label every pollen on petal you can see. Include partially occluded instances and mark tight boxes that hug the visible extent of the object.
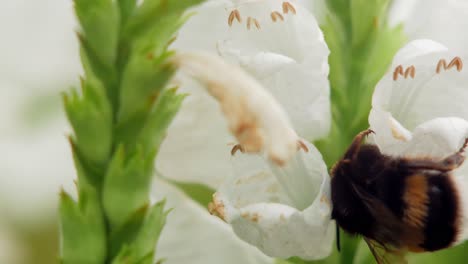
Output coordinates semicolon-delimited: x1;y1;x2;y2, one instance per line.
208;193;227;221
172;52;298;165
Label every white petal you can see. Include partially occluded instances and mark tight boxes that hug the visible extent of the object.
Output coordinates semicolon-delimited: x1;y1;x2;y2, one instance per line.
156;78;234;188
372;40;468;132
390;0;468;55
174;0;330;140
212;141;334;260
158;52;299;188
160;0;330;187
370;114;468;158
388;0;419;27
151;178;273;264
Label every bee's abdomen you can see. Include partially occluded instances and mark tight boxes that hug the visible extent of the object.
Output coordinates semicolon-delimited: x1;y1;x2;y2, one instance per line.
420;174;460;251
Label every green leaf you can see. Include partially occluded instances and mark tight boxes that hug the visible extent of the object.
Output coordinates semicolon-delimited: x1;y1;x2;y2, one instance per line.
64;77;113;167
123;0;204;41
350;0;390;47
74;0;120;67
137;87;186;156
103;146;154;229
160;176;215;207
109;205;149;259
118;52;175;123
59;183;106;263
118;0;137;25
131;200;169;260
111;201;169;263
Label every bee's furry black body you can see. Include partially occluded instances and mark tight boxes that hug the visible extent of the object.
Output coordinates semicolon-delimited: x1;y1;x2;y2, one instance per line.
331;143;460;252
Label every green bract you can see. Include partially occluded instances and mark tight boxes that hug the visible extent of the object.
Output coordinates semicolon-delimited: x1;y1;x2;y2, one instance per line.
59;0;204;263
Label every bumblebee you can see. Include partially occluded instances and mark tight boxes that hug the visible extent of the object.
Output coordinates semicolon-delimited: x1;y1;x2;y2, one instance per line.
331;129;468;263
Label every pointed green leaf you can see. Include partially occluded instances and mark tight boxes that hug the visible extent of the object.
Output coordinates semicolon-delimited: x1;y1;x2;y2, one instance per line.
103;146;154;229
118;0;137;25
123;0;204;41
137;88;186;156
131;200;169;260
59;184;106;263
118;52;175;123
350;0;390;46
64;77;113;167
74;0;120;67
110;201;168;264
109;205;149;258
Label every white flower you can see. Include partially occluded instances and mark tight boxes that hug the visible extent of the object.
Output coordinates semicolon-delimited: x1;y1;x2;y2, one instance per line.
151;178;273;264
158;0;331;188
369;39;468;243
209;141;334;260
389;0;468;54
155;0;334;259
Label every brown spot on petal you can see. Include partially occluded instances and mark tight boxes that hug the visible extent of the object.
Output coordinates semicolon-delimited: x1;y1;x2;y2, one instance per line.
269;154;287;167
320;195;330;207
280;214;286;222
241;212;260;222
208;194;226;221
251;213;260;222
391;124;409;142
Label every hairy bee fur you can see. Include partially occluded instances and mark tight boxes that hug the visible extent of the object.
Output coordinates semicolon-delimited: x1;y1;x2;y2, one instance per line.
331;129;468;262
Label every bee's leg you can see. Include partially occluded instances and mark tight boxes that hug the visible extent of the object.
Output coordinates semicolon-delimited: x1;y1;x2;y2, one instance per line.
405;138;468;172
344;129;375;160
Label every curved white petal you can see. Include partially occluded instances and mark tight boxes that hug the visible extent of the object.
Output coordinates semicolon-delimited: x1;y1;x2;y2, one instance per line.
161;0;330;187
211;141;334;260
372;40;468;133
172;53;298;165
151;178;273;264
390;0;468;55
370;114;468;157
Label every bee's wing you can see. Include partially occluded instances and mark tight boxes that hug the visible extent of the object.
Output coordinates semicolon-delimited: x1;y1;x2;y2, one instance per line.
364;238;407;264
349;180;404;246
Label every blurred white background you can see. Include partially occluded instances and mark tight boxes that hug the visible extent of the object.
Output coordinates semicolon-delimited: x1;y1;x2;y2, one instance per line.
0;1;80;262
